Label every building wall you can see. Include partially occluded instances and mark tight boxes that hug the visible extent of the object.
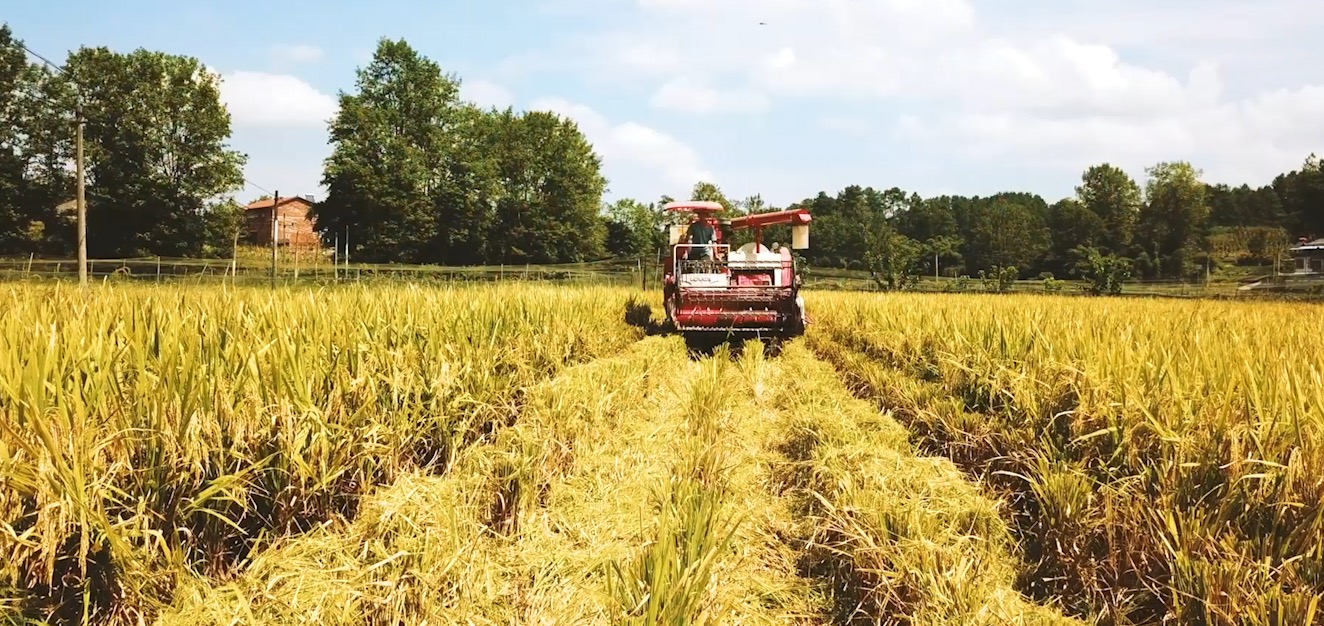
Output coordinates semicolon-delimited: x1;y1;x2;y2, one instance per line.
246;201;321;247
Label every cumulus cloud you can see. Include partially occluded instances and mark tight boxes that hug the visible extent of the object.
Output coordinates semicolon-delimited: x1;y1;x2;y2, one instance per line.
219;71;338;128
530;97;712;191
551;0;1324;187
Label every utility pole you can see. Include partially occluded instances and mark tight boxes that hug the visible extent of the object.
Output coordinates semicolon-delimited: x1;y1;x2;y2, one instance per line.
76;117;87;287
271;190;279;282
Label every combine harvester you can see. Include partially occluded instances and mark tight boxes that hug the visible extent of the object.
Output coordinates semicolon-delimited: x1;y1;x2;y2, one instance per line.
659;200;812;352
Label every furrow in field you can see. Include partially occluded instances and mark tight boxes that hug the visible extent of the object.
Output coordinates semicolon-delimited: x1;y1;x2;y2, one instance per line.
766;341;1082;626
457;336;830;625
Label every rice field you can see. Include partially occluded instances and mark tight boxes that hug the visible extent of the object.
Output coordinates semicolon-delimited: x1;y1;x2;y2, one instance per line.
1;283;1320;625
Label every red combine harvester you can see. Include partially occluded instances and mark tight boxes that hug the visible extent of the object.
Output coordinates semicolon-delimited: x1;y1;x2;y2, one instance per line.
661;201;811;347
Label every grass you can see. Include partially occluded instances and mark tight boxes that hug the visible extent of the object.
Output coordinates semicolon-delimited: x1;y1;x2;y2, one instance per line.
808;291;1324;625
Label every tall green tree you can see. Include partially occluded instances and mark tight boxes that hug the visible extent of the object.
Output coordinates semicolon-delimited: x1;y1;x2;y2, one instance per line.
316;38;470;264
604;198;663;257
897;195;960;245
922;234;963;278
1077;163;1142;255
486;109;607;263
1137;161;1209;277
0;24;71;255
61;46;245;257
689;181;740;218
1273;154;1324;237
864;219;922;290
964;195;1050;276
1045;198;1106;277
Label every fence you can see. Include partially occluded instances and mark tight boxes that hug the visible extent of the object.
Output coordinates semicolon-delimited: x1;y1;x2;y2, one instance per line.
3;255;1320;301
0;254;664;287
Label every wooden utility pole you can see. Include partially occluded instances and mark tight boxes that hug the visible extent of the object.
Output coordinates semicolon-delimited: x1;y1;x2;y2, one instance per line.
76;117;87;287
271;191;279;281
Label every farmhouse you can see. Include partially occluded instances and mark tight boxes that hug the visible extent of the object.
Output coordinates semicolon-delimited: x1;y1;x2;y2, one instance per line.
1289;237;1324;275
245;195;320;247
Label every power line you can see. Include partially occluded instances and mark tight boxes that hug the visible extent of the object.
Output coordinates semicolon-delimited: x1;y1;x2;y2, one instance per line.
17;41;65;74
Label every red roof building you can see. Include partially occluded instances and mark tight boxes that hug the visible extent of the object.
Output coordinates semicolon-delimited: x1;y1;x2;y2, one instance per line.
245;196;321;247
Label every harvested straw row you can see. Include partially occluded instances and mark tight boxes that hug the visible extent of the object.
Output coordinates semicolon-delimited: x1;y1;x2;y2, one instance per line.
767;342;1082;626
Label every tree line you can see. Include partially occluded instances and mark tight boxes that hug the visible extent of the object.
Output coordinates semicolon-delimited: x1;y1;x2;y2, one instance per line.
2;24;1321;284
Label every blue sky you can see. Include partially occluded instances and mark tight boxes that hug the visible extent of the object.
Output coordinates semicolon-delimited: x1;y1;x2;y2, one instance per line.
8;0;1324;208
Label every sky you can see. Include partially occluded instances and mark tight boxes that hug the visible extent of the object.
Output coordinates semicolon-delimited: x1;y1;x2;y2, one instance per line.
7;0;1324;208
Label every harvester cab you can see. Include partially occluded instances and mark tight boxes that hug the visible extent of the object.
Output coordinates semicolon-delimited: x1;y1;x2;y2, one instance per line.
660;201;811;344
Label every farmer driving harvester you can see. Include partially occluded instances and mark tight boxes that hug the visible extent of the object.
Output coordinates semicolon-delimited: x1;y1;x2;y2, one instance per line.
681;212;717;259
677;210;730;272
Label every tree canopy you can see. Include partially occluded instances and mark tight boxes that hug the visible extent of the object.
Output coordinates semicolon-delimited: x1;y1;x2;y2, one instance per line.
0;23;1320;284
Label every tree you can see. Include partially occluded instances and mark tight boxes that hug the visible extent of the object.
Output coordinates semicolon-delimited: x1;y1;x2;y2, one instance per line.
202;199;246;257
318;39;610;265
0;24;73;255
1045;198;1107;277
865;223;922;291
689;181;742;220
897;196;960;245
1072;246;1132;295
923;235;963;278
1273;154;1324;237
316;38;468;264
1137;161;1209;278
486;109;607;263
61;46;245;257
604;198;663;257
965;196;1050;276
1077;164;1142;255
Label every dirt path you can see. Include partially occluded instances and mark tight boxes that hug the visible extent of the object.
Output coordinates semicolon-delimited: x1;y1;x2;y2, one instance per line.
156;336;1078;626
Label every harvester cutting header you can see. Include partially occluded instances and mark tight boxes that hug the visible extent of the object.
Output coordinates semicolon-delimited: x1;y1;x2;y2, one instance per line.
660;201;811;344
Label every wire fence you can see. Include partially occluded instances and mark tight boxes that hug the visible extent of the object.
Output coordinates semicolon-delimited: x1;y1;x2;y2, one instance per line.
2;254;1321;301
0;254;663;287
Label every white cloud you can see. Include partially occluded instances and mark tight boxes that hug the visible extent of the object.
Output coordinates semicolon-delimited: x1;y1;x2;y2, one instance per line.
649;76;769;114
270;43;324;64
534;0;1324;189
897;84;1324;184
461;79;514;109
530;97;712;191
219;71;338;128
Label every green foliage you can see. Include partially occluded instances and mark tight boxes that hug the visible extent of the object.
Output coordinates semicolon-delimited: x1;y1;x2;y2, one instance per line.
200;199;246;257
923;235;963;278
1072;246;1132;295
978;265;1018;292
62;46;245;258
1077;163;1142;254
966;197;1049;276
604;198;665;257
1137;161;1209;278
0;25;74;255
1045;198;1106;277
865;223;923;291
317;38;607;265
